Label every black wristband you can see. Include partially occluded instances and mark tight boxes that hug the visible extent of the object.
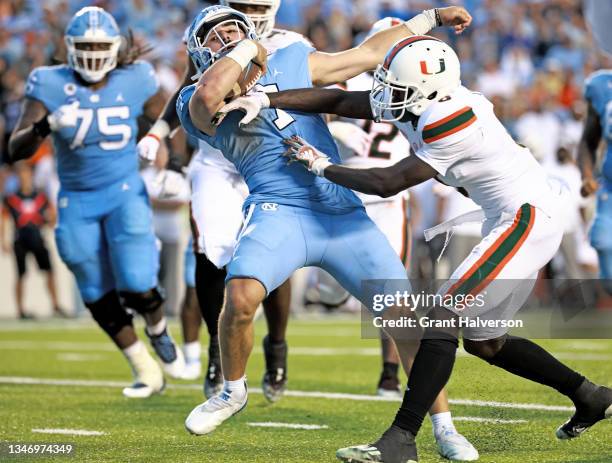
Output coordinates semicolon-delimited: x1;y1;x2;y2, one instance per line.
166;153;185;173
434;8;442;27
32;116;51;138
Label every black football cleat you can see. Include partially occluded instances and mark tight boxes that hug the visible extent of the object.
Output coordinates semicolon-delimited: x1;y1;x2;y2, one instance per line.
261;335;288;403
204;336;223;399
336;425;418;463
556;379;612;439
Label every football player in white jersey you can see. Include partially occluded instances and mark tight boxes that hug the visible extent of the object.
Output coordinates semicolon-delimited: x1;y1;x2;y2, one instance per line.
137;1;313;403
224;35;612;463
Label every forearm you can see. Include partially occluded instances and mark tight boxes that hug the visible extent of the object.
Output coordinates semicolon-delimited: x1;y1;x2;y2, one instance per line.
269;89;372;120
310;11;438;86
324;165;404;198
190;58;243;133
8;126;46;162
577;139;597;179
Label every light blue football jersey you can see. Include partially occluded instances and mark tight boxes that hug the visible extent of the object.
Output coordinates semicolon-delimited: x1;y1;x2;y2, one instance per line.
177;41;363;214
25;61;159;190
585;70;612;182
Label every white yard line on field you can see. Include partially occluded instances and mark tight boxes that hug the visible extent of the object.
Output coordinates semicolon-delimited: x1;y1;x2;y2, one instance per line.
248;422;329;430
32;428;106;436
56;353;107;362
1;341;609;361
453;417;528;424
0;376;574;412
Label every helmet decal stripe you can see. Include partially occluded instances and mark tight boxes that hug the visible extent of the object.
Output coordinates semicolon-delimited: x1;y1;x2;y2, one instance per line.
90;8;98;31
383;35;442;69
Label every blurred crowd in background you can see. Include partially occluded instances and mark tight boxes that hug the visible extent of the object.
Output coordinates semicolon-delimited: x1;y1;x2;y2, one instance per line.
0;0;609;317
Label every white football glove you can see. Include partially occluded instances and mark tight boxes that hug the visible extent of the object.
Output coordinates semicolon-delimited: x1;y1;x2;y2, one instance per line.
216;91;270;126
47;101;80;131
327;121;371;157
283;135;332;177
138;120;171;164
137;134;161;163
153;169;186;199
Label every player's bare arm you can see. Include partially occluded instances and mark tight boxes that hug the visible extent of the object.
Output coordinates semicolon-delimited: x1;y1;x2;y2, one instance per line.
308;6;471;86
283;136;437;197
219;87;372;125
270;88;372;120
190;35;267;135
8;98;49;162
577;100;602;197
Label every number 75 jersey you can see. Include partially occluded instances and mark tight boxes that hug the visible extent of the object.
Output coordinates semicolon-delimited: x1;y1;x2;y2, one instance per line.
25;61;159;191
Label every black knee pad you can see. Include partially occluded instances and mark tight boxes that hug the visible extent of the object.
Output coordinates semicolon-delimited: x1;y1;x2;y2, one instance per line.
421;330;460;353
119;286;165;315
464;335;508;361
86;291;133;338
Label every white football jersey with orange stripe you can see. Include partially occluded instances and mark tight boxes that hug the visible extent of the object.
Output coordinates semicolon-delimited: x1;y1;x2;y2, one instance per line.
393;85;556;219
193;29;311;172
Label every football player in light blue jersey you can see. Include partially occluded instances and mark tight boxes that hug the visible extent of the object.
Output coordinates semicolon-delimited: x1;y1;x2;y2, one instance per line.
9;6;185;398
177;7;479;459
578;69;612;294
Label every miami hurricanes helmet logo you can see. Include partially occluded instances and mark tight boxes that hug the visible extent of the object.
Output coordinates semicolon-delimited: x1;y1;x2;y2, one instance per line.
420;59;446;75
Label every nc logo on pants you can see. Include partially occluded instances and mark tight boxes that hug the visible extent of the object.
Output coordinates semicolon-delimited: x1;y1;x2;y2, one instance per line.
262;203;279;211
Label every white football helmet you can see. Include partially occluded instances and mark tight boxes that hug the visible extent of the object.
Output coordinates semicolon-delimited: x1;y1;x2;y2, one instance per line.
367;16;402;39
220;0;281;38
370;35;461;121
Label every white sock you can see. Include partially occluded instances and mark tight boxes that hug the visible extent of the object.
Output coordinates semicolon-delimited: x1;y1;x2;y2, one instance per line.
223;376;247;401
183;341;201;363
122;340;145;359
431;412;456;438
146;317;167;336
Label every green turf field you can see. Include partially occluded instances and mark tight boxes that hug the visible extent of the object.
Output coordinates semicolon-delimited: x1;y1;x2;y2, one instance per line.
0;318;610;462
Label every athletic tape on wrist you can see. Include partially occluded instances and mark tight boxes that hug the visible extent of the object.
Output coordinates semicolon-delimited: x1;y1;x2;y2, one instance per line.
225;40;258;70
405;10;438;35
311;158;332;177
149;119;171;140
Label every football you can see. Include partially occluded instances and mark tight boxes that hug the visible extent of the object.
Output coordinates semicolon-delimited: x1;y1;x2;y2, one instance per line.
227;60;266;100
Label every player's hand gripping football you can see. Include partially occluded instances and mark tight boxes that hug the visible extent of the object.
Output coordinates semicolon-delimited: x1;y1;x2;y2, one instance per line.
47;101;80;131
248;39;268;74
216;90;270;126
437;6;472;34
283;135;332;177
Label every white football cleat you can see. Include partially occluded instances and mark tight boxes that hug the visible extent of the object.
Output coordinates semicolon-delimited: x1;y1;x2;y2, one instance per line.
185;386;248;435
122;346;165;399
181;360;202;380
122;379;165;398
436;427;479;461
146;327;186;379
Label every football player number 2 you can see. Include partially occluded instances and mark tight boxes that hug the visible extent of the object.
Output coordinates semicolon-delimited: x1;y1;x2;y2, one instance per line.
363;120;399;160
70;106;131;150
256;84;295;130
